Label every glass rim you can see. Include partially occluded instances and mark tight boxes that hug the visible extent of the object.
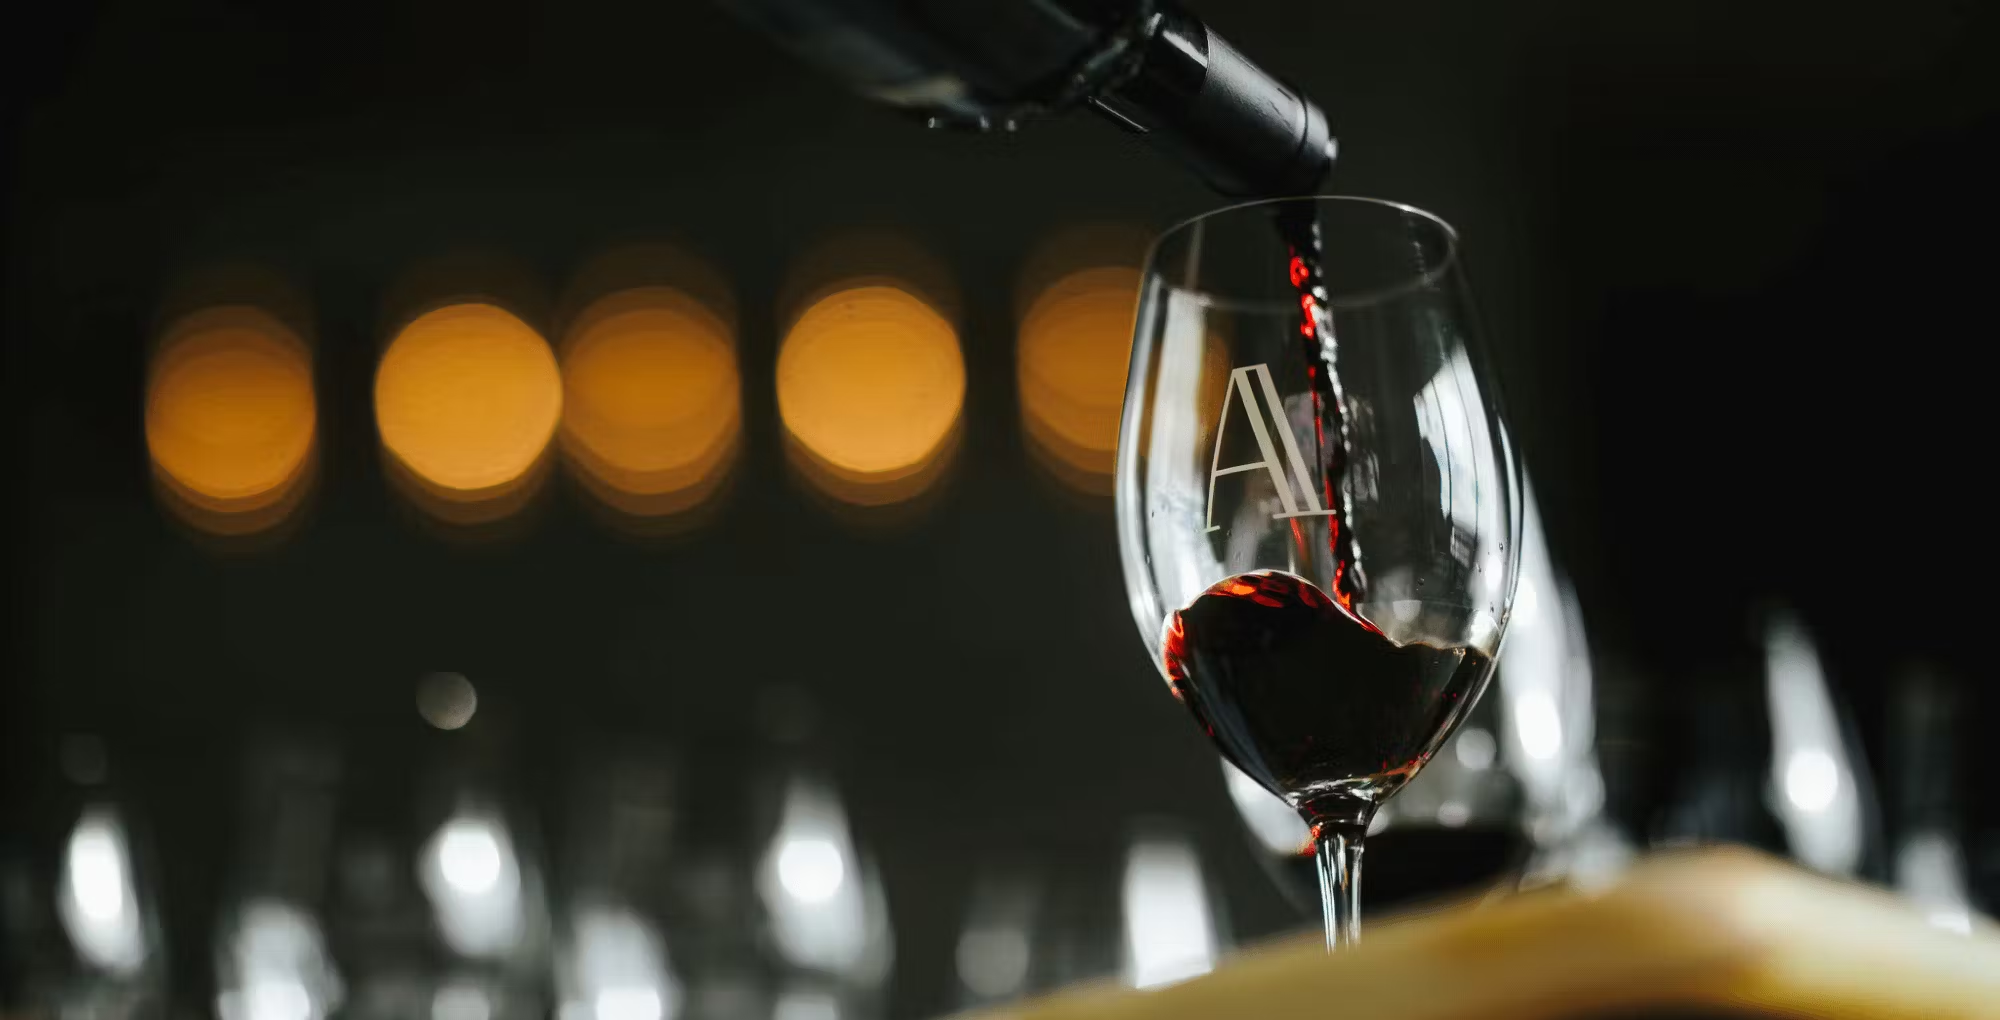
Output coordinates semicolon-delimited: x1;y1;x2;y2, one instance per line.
1150;194;1462;309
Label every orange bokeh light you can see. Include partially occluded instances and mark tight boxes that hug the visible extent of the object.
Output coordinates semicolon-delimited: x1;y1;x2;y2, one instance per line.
375;303;562;515
777;284;964;505
560;286;740;518
145;306;316;533
1018;265;1141;485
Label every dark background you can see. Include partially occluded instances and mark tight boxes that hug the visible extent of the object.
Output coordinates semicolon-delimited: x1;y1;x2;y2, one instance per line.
5;0;1996;1016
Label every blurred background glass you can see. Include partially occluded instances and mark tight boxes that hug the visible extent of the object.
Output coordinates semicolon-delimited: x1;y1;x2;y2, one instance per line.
4;0;1997;1016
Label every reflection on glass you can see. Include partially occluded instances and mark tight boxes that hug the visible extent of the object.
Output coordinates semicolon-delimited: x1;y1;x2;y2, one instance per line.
778;284;964;509
554;751;683;1020
420;806;527;959
376;303;561;527
1897;834;1977;936
1762;612;1872;876
1495;485;1631;888
59;806;149;976
755;777;891;984
1889;666;1981;934
146;306;317;538
220;736;344;1015
559;284;739;526
953;870;1039;1008
555;906;680;1020
1380;694;1515;835
1222;760;1310;858
771;988;842;1020
215;899;345;1020
1119;832;1219;990
431;978;497;1020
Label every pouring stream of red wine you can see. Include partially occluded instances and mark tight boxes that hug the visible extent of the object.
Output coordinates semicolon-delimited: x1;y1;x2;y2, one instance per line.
1275;204;1365;610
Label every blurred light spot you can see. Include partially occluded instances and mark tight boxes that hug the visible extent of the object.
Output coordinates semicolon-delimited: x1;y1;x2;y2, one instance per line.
1121;835;1216;989
59;807;145;975
69;825;124;922
596;988;663;1020
1497;484;1592;824
376;303;560;520
420;808;524;957
1435;802;1471;828
561;287;739;521
1219;760;1310;856
777;838;845;905
558;906;679;1020
955;872;1038;1002
1763;612;1863;874
221;979;311;1020
1366;809;1390;836
438;824;503;894
431;983;493;1020
778;285;963;506
772;991;839;1020
1515;690;1564;762
956;926;1030;1000
1783;749;1840;813
1928;909;1974;935
1017;266;1139;489
146;306;316;535
1512;576;1540;626
216;899;343;1020
417;672;479;731
1453;727;1496;771
1895;831;1979;937
757;778;886;978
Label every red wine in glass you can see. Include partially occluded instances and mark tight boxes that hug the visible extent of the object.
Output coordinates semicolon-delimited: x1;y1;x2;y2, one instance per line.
1164;571;1492;824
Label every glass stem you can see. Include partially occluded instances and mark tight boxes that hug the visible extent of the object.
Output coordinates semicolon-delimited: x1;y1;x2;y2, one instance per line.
1313;821;1366;950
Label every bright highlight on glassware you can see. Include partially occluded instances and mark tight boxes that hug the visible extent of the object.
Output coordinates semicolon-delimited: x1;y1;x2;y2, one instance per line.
1763;612;1866;875
560;286;740;521
776;837;846;905
771;990;841;1020
438;823;504;895
1120;834;1218;989
419;808;525;958
556;905;680;1020
1222;759;1310;857
777;284;963;507
954;870;1039;1005
146;306;316;535
431;982;494;1020
214;899;344;1020
755;776;891;980
59;806;148;975
376;302;561;524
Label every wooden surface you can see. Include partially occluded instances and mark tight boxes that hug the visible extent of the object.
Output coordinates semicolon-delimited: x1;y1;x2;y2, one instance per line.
966;848;2000;1020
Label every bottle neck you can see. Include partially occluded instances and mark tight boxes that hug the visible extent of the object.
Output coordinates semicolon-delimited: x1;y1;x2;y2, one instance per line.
1092;8;1336;196
717;0;1334;196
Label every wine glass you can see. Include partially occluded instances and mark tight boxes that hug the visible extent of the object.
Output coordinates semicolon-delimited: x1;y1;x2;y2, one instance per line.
1115;195;1520;948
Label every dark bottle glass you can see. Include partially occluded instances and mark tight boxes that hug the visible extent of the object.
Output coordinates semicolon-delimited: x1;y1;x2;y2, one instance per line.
715;0;1337;196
